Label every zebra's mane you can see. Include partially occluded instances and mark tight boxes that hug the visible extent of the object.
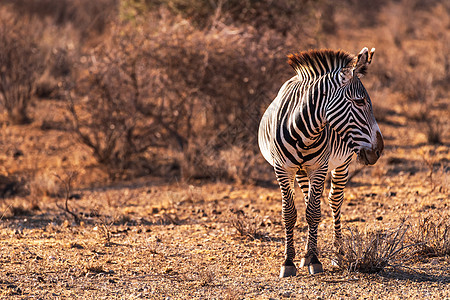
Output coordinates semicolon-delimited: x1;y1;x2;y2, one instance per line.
287;49;355;79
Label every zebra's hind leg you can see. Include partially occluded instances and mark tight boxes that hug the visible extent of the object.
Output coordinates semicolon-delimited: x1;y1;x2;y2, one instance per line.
275;165;298;278
301;168;327;275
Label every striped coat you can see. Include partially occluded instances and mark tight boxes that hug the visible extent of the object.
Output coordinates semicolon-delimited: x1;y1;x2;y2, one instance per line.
258;48;384;277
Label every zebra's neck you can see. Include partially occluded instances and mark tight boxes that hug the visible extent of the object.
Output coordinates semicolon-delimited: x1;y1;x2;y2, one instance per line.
295;75;331;139
291;87;328;146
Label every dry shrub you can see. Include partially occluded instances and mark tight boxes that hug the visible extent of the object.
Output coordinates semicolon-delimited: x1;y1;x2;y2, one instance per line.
65;10;286;181
230;213;265;240
180;143;262;183
28;172;61;209
4;0;118;40
0;174;26;198
35;74;60;99
179;140;224;181
219;146;272;184
409;214;450;258
424;117;445;145
140;0;335;36
219;147;260;184
377;3;449;145
36;47;75;100
197;268;215;287
333;223;413;273
54;0;448;182
419;148;449;192
54;171;80;223
145;13;285;180
66;23;157;179
0;8;46;124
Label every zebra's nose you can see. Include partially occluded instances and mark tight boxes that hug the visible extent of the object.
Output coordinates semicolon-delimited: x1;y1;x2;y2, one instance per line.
376;131;384;156
375;150;381;159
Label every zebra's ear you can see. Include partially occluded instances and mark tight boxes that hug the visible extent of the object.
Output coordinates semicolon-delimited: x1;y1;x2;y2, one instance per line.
339;67;353;85
339;47;375;85
354;47;375;78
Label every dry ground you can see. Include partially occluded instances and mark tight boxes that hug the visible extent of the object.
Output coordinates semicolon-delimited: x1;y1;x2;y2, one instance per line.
0;99;449;299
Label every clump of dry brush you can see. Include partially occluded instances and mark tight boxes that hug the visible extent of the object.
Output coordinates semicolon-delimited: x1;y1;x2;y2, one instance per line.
332;213;450;273
0;8;46;124
332;222;413;273
409;213;450;258
230;213;267;240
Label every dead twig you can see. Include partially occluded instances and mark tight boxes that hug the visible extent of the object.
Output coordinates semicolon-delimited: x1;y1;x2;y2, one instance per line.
54;171;80;224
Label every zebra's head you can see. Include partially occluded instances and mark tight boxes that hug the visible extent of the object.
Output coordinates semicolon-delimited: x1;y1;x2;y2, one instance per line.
328;47;384;165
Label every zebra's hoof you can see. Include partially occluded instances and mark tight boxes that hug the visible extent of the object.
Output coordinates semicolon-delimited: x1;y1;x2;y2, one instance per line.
279;265;297;278
308;262;323;275
299;257;311;268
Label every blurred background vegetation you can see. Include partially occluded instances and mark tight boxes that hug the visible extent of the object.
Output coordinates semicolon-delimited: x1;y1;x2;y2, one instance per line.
0;0;448;190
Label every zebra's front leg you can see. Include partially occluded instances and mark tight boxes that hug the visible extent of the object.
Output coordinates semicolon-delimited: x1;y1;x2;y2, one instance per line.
296;169;309;205
329;158;351;256
300;168;327;274
275;166;298;278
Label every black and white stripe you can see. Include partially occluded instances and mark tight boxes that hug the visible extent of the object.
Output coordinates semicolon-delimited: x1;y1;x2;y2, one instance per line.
258;48;384;277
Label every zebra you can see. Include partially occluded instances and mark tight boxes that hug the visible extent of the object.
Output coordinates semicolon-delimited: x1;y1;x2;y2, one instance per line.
258;47;384;277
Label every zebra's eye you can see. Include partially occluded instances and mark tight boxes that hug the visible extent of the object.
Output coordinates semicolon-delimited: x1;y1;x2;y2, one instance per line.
353;98;366;106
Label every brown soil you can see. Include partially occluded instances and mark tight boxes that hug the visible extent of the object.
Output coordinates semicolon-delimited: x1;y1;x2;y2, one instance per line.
0;99;449;299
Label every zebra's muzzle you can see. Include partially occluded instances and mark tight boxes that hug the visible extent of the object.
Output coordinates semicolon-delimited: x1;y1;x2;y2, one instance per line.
357;148;379;165
357;132;384;165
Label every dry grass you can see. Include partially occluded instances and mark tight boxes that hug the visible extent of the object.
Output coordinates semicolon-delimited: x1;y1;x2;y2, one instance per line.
420;148;449;193
333;222;414;273
333;213;450;274
230;213;266;240
410;213;450;258
54;171;80;223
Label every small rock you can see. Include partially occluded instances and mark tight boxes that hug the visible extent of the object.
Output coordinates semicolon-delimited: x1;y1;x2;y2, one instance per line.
70;242;84;249
69;193;82;200
281;291;292;297
13;149;23;159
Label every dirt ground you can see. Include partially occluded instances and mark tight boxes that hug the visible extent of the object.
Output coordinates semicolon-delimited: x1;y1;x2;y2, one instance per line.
0;99;449;299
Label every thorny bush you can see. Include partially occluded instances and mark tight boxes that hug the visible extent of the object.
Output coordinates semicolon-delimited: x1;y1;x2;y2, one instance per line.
2;0;446;182
66;23;156;179
66;13;286;181
333;223;414;273
409;213;450;258
0;8;46;124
